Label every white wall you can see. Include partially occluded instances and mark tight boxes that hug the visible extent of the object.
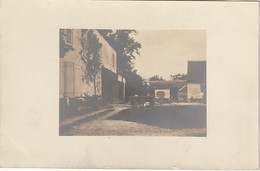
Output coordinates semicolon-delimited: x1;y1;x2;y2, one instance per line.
187;83;203;99
60;29;116;98
94;30;117;73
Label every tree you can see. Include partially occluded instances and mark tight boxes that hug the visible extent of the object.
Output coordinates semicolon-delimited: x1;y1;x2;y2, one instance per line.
98;30;142;74
99;30;144;99
80;30;102;99
170;73;187;80
149;75;164;81
124;70;148;98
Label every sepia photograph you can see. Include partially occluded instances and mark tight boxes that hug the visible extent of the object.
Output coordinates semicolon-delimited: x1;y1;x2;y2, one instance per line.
59;29;207;136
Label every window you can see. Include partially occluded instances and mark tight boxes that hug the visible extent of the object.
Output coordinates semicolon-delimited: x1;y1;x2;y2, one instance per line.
157;91;165;99
60;29;73;58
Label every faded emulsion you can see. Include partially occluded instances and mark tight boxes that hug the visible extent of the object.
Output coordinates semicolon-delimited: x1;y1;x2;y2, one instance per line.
59;29;207;136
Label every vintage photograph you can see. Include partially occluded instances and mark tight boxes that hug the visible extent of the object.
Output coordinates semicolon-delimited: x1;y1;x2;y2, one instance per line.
1;0;259;169
59;29;206;136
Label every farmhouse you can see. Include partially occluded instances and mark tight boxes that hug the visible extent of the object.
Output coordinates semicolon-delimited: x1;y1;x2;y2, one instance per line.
59;29;125;108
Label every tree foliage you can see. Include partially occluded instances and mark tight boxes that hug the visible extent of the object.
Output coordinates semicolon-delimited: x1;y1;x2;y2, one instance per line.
170;73;187;80
98;30;142;74
99;30;145;98
80;29;103;96
149;75;164;81
124;70;148;98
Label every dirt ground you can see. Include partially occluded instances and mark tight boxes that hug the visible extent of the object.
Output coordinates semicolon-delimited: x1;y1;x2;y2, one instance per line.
60;104;207;136
61;119;206;136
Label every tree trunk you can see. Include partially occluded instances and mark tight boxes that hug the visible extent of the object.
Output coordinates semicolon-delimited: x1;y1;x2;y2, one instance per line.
93;78;96;97
93;78;98;109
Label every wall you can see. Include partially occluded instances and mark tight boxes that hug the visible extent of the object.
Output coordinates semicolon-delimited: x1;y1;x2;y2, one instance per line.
94;30;117;73
102;67;118;104
187;61;206;83
59;49;83;98
71;29;82;53
187;83;203;100
118;74;126;102
60;29;118;100
59;30;99;98
81;71;102;97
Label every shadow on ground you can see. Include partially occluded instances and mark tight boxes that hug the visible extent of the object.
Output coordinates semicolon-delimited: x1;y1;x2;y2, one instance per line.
108;105;207;132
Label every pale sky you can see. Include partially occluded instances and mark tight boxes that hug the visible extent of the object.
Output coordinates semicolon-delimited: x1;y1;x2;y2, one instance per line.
133;30;206;80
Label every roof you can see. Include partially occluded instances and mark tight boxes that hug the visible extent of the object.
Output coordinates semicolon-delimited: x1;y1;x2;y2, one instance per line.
94;30;117;54
187;60;206;83
149;80;187;89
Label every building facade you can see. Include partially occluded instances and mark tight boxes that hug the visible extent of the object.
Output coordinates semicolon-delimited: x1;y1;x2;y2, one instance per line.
59;29;125;108
149;80;187;102
186;60;206;102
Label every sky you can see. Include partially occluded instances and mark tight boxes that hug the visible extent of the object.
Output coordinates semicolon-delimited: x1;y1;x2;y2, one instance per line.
133;30;206;80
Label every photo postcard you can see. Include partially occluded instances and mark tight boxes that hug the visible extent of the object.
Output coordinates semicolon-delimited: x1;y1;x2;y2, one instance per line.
0;0;258;169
